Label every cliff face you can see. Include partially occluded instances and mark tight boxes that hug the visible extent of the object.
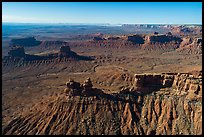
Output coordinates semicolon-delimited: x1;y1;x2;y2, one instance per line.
176;38;202;54
2;72;202;135
127;35;145;44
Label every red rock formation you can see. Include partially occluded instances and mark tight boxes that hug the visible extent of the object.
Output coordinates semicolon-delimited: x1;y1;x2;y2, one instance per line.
131;72;202;98
8;46;25;58
64;78;96;97
3;73;202;135
176;37;202;54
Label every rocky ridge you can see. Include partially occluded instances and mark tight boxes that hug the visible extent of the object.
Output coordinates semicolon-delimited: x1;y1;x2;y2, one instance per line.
2;72;202;135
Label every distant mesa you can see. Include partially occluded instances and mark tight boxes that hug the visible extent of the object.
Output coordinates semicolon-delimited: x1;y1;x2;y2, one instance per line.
3;45;93;64
170;25;202;35
10;37;42;47
146;34;182;44
127;35;145;44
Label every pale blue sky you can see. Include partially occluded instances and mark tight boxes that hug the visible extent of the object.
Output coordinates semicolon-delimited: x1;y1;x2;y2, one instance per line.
2;2;202;24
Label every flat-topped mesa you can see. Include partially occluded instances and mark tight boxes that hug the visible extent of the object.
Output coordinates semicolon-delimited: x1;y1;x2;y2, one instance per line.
10;37;41;47
127;35;145;44
8;46;25;58
64;78;96;96
146;34;182;44
131;72;202;98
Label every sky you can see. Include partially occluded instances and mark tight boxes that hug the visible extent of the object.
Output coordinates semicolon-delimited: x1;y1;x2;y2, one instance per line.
2;2;202;24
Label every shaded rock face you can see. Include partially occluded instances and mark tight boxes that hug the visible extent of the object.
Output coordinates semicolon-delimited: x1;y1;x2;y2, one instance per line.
58;46;76;58
2;72;202;135
153;32;159;35
147;35;182;44
131;74;165;93
127;35;145;44
8;46;25;58
65;79;82;96
10;37;41;47
195;38;202;45
166;32;172;35
58;46;92;60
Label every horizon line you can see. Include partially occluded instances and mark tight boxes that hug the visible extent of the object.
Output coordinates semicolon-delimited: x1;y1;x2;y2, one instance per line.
2;22;202;25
